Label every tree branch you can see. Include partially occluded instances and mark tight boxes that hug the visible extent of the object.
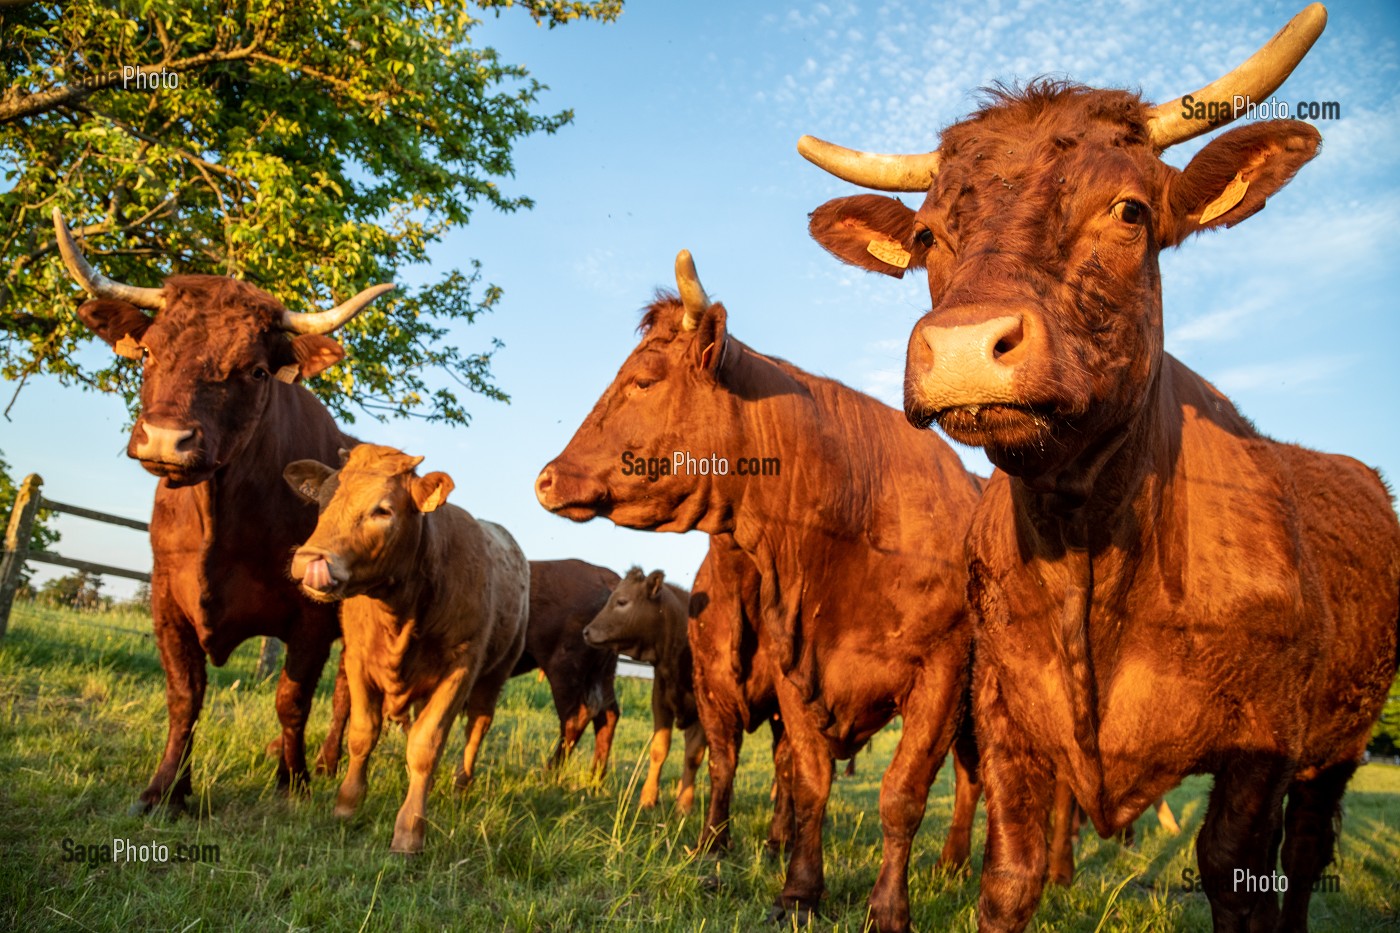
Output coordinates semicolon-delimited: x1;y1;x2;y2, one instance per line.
0;45;261;125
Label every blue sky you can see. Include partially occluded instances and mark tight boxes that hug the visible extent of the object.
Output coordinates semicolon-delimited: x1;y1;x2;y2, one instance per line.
5;0;1398;600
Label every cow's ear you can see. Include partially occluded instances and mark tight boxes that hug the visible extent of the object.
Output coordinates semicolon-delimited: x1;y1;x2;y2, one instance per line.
808;194;924;278
693;302;729;375
1162;120;1321;247
644;569;666;599
410;471;454;513
289;334;346;380
76;299;154;354
284;459;336;503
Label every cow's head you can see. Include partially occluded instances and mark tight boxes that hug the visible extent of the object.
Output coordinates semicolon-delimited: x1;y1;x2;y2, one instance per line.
583;566;669;662
53;209;393;486
283;443;454;602
535;251;742;533
803;5;1325;487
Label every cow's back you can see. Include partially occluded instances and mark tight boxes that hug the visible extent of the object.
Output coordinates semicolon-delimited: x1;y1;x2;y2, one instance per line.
516;559;620;678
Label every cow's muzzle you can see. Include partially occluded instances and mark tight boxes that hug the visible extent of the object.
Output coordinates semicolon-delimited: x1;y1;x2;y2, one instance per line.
130;419;208;475
289;548;346;603
535;462;610;521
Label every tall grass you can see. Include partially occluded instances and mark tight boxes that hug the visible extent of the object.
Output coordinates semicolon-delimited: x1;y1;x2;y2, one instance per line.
1;601;1396;931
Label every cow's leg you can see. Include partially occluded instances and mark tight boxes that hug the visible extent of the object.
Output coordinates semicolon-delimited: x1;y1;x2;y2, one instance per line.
1047;777;1077;886
640;725;672;809
765;718;795;856
697;701;743;854
275;622;334;796
938;716;981;874
549;698;592;770
676;721;707;814
392;667;469;854
314;651;350;775
1278;761;1355;933
333;654;382;819
454;660;514;790
868;666;962;933
1155;797;1182;835
136;586;206;816
1196;755;1290;933
769;675;833;925
588;699;620;777
976;674;1055;933
641;686;675;809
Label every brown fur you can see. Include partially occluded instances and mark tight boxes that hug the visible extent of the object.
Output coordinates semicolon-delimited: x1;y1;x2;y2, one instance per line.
688;535;793;855
537;293;983;932
72;275;354;814
513;559;622;774
286;444;529;854
809;81;1400;933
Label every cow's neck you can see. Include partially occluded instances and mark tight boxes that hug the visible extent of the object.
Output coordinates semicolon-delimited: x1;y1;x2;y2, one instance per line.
1006;356;1182;814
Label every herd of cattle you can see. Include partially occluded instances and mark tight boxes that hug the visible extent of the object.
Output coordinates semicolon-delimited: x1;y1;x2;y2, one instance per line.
36;5;1399;932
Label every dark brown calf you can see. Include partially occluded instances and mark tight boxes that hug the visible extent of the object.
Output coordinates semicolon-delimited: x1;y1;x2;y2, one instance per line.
50;209;389;813
286;444;529;853
803;7;1400;930
585;567;705;811
515;559;622;774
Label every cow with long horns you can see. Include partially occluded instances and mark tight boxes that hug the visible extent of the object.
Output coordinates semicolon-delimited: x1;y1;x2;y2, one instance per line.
802;6;1400;931
50;208;392;814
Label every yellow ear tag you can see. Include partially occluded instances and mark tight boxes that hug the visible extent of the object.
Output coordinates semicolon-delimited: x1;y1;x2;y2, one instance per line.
1199;172;1250;225
866;237;911;269
274;365;300;384
114;334;144;360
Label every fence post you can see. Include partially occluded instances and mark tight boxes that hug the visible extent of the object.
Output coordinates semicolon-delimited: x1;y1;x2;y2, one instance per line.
0;473;44;638
253;636;284;681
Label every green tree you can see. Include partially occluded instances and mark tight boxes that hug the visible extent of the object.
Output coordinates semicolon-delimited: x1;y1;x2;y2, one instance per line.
1370;674;1400;759
0;448;59;589
36;569;107;610
0;0;621;423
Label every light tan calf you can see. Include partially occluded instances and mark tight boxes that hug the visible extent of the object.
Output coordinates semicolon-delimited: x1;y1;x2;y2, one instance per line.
286;444;529;853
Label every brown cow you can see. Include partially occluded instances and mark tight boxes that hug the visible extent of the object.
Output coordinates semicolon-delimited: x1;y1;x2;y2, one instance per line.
516;559;622;774
584;567;706;812
537;252;982;932
285;444;529;854
51;209;389;814
802;6;1400;931
689;534;793;855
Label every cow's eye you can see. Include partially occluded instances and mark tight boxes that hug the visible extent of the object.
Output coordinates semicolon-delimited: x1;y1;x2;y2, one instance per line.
633;377;653;391
251;365;270;381
1111;199;1147;225
371;504;393;520
914;227;936;248
616;598;630;609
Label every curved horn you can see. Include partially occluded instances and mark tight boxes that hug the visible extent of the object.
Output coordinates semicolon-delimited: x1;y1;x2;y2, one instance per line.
51;208;166;310
675;249;710;331
796;136;941;193
279;283;395;335
1147;3;1328;151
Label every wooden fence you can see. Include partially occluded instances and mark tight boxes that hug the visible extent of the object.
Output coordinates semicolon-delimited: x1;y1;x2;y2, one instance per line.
0;473;283;676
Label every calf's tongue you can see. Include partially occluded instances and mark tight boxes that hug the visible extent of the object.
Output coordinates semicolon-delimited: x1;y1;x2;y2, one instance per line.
304;556;332;591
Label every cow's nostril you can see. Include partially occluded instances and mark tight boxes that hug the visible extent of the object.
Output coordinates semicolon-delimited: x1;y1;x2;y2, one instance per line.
992;319;1025;359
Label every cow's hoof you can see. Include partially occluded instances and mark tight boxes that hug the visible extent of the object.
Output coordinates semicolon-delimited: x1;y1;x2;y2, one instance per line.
313;756;340;777
698;873;723;894
129;794;188;820
762;839;789;860
767;903;818;926
453;771;474;794
390;835;424;855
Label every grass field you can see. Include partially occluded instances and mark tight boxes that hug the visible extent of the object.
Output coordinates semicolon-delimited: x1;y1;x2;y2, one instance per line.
1;601;1397;932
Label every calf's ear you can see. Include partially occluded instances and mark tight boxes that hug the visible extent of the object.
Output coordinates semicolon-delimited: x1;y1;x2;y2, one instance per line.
410;471;455;513
1162;120;1321;247
645;569;666;599
284;460;336;503
808;194;923;278
694;302;729;375
76;299;154;356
